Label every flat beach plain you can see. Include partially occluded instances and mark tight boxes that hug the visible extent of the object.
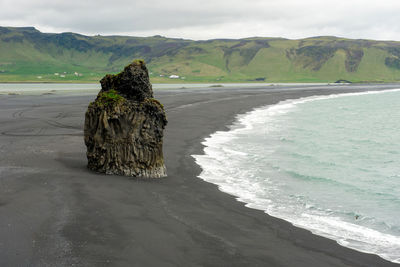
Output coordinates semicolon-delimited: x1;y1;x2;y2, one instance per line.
0;84;399;266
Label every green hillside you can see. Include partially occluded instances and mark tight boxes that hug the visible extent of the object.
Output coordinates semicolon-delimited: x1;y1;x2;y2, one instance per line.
2;26;400;83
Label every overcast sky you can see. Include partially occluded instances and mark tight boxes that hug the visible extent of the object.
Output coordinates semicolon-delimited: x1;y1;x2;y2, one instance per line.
1;0;400;41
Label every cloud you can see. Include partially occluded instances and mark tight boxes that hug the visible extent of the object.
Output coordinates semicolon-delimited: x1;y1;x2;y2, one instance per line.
1;0;400;40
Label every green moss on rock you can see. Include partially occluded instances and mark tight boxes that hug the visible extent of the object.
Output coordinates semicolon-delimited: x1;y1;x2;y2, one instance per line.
132;59;145;65
95;89;125;108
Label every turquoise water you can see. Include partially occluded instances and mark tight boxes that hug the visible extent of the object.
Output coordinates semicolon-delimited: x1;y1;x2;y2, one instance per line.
194;89;400;263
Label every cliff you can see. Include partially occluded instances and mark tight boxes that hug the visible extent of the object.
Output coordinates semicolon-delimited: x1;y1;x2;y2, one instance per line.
84;60;167;178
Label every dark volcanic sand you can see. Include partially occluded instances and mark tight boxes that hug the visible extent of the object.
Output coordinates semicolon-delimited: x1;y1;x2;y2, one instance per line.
0;84;399;266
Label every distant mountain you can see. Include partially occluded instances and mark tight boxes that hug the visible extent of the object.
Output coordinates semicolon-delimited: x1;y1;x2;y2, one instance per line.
1;26;400;83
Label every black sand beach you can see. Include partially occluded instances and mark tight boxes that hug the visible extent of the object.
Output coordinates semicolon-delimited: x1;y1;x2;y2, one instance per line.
0;84;399;266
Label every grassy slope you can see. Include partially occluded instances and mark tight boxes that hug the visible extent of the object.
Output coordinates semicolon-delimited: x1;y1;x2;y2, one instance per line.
2;27;400;83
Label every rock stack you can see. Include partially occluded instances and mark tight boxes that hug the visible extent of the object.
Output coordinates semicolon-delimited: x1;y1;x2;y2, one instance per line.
84;60;167;178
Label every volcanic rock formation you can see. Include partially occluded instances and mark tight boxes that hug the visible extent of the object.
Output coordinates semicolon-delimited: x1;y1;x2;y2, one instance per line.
84;60;167;177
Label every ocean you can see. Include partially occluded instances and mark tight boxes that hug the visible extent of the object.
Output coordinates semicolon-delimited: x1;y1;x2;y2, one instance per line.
194;89;400;263
0;82;335;95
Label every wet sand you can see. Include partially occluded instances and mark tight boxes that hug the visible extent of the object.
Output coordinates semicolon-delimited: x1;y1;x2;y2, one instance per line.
0;84;399;266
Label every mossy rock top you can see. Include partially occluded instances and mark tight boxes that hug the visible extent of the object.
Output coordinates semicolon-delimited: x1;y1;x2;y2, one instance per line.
99;60;153;102
92;89;126;109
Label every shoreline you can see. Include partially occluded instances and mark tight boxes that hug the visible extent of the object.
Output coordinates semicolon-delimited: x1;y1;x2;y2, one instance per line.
161;84;400;266
0;81;398;85
0;81;99;84
0;84;399;266
192;88;400;264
